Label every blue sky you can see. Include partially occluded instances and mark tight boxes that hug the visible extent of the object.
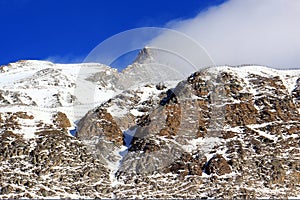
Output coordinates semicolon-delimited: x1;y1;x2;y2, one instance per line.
0;0;227;65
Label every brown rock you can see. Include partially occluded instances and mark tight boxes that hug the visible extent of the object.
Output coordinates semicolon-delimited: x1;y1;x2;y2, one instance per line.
166;153;205;177
158;104;181;138
222;131;236;139
15;112;34;119
53;111;71;129
225;103;258;126
77;108;123;146
206;154;232;176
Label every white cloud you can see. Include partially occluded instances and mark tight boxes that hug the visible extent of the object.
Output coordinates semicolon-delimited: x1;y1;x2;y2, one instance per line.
46;54;85;64
151;0;300;69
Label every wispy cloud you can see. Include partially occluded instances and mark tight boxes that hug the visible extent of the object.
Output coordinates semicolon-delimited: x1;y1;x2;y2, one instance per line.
46;54;85;64
151;0;300;68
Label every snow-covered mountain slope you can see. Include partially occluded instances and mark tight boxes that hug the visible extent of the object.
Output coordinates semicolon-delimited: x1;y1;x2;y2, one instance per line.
0;60;121;198
77;65;300;198
2;60;119;105
0;60;118;138
1;58;300;198
0;51;190;140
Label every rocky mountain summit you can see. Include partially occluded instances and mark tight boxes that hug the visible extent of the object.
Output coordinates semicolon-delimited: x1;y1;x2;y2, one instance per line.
0;59;300;198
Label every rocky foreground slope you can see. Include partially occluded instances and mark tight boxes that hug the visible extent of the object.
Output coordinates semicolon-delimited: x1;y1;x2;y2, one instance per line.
0;60;300;198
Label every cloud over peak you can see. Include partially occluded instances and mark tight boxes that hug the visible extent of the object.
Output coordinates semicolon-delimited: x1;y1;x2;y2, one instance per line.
156;0;300;68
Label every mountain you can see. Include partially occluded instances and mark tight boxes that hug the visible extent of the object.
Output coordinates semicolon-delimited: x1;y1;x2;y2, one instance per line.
0;58;300;198
77;65;300;198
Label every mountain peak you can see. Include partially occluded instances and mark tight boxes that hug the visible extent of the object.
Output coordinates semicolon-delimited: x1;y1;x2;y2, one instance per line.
132;46;155;64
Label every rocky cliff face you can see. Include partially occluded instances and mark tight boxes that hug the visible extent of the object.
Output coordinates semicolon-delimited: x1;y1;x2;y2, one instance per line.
76;65;300;198
0;61;300;198
0;130;112;199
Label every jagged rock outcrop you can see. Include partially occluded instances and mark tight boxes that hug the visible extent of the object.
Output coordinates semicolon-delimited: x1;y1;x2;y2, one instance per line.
53;111;71;129
77;108;123;146
0;130;111;199
0;90;37;106
102;66;300;198
205;154;232;175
